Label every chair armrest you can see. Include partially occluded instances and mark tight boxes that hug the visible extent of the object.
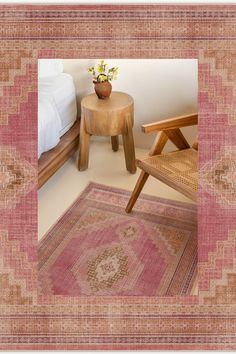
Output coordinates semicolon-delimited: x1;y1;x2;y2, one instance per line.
142;113;198;133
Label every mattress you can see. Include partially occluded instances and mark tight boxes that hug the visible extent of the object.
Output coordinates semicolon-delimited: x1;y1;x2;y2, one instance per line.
38;73;77;158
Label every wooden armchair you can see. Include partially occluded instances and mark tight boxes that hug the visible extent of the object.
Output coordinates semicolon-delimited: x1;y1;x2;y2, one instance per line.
125;113;198;213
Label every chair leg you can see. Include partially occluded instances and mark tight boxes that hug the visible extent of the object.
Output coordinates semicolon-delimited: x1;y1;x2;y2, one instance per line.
125;171;149;213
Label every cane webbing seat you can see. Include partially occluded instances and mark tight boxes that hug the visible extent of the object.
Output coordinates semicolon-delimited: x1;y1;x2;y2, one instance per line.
136;148;197;202
125;113;198;213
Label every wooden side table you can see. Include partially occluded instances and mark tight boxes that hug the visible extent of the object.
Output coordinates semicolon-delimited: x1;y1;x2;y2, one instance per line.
78;91;136;173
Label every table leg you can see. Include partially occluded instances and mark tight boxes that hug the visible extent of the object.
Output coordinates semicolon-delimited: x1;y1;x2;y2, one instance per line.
111;136;119;152
78;114;90;171
122;127;136;174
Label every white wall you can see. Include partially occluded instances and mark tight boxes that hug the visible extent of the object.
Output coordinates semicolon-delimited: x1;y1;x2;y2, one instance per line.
63;59;198;149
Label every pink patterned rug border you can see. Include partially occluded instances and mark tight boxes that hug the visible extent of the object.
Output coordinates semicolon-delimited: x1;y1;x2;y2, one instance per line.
0;4;236;349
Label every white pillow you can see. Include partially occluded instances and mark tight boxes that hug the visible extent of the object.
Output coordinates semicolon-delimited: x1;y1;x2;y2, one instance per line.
38;59;63;78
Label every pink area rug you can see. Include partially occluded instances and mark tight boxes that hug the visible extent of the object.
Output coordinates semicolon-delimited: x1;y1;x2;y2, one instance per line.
38;182;197;296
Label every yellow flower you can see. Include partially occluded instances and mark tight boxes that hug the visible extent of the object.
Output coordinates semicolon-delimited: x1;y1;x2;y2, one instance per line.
97;65;103;74
88;60;118;82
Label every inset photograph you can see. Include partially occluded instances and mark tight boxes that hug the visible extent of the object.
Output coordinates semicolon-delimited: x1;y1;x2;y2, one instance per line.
38;59;198;297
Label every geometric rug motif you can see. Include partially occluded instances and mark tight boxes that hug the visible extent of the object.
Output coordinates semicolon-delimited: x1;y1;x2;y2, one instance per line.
198;229;236;305
38;183;197;297
199;50;236;126
0;146;36;209
0;50;37;125
0;229;36;305
200;146;236;207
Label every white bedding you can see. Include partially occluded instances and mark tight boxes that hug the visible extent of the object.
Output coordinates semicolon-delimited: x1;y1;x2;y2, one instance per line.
38;93;62;158
38;73;77;159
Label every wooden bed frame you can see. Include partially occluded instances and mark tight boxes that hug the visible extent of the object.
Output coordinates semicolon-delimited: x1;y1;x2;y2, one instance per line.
38;119;80;188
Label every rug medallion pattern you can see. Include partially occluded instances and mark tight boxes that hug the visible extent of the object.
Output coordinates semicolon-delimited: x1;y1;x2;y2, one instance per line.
38;184;197;297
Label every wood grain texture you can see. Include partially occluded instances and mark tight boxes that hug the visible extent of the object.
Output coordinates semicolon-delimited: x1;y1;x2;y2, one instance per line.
38;120;80;188
142;113;198;133
149;131;168;156
125;171;149;213
78;91;136;173
126;132;168;213
111;136;119;151
164;128;190;150
78;111;90;171
122;119;136;174
192;140;198;150
82;92;133;136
